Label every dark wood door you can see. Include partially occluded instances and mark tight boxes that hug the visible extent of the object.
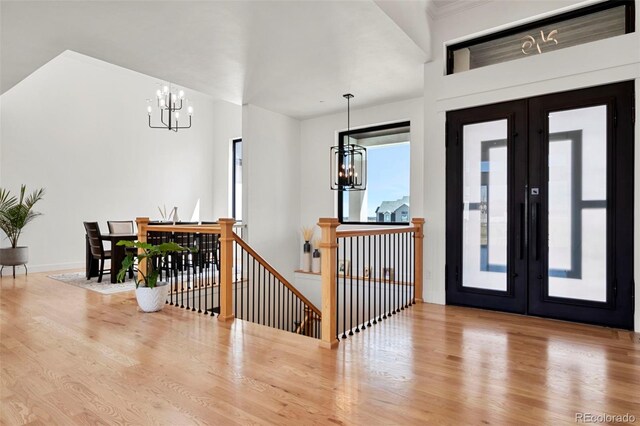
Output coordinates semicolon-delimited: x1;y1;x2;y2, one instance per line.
446;81;634;330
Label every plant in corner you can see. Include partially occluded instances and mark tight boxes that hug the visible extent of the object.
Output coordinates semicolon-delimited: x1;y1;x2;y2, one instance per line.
0;185;45;277
116;240;197;312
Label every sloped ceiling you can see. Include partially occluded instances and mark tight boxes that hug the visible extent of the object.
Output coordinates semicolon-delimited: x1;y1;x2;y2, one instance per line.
0;1;429;119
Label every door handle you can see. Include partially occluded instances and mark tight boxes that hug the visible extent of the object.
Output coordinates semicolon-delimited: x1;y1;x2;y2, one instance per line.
532;202;540;261
519;202;525;260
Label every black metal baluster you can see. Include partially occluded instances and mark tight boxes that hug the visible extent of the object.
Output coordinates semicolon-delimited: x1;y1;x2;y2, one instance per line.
341;238;347;339
367;235;372;327
412;232;416;304
402;232;406;308
360;236;366;331
389;234;398;315
262;267;266;326
355;236;360;333
376;234;381;323
380;233;385;319
241;246;246;319
334;238;340;340
349;237;354;336
197;233;202;313
213;233;217;314
406;232;409;308
252;257;256;323
189;233;195;312
268;272;272;327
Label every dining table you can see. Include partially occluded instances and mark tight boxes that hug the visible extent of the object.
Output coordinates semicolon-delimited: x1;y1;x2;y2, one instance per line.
86;233;137;283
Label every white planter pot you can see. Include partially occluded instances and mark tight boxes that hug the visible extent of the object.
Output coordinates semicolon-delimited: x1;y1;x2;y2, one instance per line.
0;247;28;266
135;282;169;312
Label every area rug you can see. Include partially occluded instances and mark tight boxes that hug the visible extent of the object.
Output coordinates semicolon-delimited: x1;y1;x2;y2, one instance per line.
48;272;136;295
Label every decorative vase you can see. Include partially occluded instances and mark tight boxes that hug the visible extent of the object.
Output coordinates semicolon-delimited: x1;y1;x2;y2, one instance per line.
135;281;170;312
302;241;312;272
312;248;321;274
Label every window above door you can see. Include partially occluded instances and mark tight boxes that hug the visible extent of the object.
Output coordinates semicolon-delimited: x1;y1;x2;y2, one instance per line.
447;0;634;75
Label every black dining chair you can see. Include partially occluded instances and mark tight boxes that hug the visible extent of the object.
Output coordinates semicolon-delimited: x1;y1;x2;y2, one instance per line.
83;222;111;283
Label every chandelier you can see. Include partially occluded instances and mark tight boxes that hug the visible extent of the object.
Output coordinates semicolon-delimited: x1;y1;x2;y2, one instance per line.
330;94;367;191
147;83;193;132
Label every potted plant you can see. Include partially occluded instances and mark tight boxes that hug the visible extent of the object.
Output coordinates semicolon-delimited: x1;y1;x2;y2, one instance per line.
117;240;196;312
0;185;45;277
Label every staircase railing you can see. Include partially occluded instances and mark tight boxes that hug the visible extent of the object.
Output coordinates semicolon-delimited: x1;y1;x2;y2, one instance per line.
232;234;321;338
317;218;424;349
135;218;321;339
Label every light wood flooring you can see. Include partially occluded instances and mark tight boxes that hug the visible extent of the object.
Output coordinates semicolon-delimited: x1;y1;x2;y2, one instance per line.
1;271;639;425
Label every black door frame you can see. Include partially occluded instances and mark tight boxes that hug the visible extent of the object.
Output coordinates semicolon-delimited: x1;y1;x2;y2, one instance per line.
445;81;634;330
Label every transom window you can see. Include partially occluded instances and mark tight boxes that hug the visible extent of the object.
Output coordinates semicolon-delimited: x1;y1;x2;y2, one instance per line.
447;0;634;75
338;121;410;224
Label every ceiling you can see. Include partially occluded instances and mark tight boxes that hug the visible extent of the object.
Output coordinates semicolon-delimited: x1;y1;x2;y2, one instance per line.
0;1;432;119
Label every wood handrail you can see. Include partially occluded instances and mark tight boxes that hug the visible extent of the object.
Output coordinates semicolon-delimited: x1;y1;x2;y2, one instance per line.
336;226;417;238
232;234;322;318
146;225;222;234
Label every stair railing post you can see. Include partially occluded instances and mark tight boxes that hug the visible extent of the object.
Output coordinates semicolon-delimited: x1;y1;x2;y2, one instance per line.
318;217;340;349
412;218;425;303
135;217;150;283
218;218;236;321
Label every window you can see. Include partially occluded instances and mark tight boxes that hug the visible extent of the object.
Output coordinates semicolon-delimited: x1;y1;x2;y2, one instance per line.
447;0;634;74
338;122;410;224
232;138;242;221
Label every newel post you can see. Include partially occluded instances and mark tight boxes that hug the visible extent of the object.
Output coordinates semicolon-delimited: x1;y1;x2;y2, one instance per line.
412;218;425;303
135;217;150;283
318;217;340;349
218;218;236;321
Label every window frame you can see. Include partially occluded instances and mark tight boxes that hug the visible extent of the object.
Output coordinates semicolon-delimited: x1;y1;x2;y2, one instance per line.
337;121;411;226
231;138;242;221
446;0;635;75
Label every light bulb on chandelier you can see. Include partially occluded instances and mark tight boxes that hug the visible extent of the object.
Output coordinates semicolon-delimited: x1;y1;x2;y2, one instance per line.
147;82;193;132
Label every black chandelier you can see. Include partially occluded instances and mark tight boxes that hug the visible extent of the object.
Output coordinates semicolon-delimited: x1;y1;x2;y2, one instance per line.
330;94;367;191
147;84;193;132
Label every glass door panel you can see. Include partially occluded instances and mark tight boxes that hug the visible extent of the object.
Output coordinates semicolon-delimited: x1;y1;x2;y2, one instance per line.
462;120;508;291
547;106;607;302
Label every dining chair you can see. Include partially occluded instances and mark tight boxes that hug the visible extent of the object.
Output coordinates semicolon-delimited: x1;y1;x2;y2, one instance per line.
107;220;137;277
83;222;111;283
107;220;135;234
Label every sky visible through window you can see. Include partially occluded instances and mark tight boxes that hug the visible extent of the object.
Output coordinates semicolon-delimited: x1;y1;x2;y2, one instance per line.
367;142;410;218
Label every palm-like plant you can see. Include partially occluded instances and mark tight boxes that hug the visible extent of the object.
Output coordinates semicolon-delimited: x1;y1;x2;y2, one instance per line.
116;240;197;288
0;185;46;248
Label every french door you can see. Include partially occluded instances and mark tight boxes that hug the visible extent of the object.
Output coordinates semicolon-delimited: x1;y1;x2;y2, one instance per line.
446;82;634;330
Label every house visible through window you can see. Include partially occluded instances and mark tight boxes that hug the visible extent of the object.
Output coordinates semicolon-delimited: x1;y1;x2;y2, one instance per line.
232;138;242;221
338;121;410;224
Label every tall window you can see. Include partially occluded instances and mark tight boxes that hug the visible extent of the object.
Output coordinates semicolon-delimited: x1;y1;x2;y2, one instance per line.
232;138;242;221
338;122;410;224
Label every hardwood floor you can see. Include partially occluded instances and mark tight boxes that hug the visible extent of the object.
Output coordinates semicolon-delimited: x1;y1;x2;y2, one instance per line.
1;272;638;425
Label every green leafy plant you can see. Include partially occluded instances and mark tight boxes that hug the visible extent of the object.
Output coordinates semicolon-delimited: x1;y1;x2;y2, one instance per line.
0;185;46;248
116;240;197;288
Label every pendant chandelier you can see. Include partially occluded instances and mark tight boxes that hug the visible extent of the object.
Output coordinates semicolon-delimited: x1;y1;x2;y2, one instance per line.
147;83;193;132
330;94;367;191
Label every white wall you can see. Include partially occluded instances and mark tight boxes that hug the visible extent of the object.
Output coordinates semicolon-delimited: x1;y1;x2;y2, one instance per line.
299;97;424;229
422;0;640;329
242;104;301;279
0;51;241;272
